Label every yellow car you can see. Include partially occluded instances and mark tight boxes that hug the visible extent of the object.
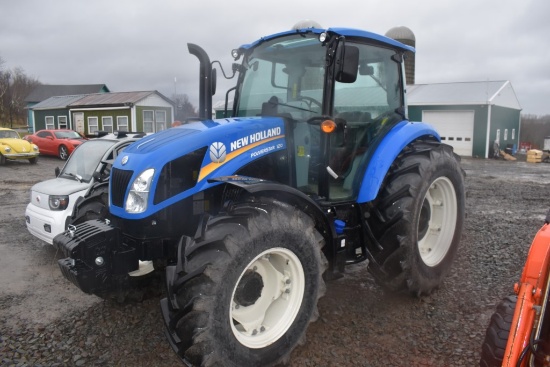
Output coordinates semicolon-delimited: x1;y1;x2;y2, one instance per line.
0;127;40;165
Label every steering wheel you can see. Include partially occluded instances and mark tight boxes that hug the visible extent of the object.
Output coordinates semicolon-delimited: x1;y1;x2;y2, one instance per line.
299;96;322;110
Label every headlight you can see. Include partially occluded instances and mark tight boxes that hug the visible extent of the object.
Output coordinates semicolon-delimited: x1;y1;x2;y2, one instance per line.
32;144;38;151
125;169;155;213
4;146;11;153
49;195;69;210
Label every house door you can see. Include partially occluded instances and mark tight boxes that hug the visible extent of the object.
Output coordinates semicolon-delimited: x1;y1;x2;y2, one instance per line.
73;112;85;134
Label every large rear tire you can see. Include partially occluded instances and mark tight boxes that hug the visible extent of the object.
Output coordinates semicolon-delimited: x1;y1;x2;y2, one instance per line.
367;140;465;296
480;295;516;367
161;197;327;366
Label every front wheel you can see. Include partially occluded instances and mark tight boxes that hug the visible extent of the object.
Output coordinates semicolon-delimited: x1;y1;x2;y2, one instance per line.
28;157;38;164
367;140;465;296
162;197;327;366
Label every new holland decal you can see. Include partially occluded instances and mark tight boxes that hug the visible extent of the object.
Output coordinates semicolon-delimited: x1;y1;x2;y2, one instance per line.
199;127;284;181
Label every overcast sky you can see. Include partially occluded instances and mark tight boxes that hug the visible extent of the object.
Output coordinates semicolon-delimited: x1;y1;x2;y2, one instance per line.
1;0;548;115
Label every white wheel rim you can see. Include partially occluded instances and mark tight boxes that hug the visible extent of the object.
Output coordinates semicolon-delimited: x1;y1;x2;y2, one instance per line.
417;176;458;267
230;247;305;349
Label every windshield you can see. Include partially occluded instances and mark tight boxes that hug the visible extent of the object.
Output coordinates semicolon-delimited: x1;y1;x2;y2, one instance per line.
0;130;20;139
54;131;82;139
235;33;325;121
60;140;116;183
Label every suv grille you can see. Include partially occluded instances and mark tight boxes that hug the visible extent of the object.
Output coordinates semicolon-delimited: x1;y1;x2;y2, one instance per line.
111;168;134;207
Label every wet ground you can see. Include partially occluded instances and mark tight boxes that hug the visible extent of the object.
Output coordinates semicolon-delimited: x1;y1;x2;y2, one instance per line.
1;155;549;366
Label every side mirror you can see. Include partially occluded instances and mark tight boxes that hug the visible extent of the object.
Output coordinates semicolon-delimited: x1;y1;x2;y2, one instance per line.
55;167;60;177
211;68;217;96
335;45;359;83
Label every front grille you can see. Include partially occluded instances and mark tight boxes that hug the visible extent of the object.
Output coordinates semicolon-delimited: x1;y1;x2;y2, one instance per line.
111;168;134;207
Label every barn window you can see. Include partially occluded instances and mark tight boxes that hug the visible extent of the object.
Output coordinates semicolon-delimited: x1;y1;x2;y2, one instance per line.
143;110;154;133
88;117;99;134
155;110;166;131
504;129;508;141
102;116;113;133
512;129;515;140
58;116;67;129
45;116;55;129
117;116;128;131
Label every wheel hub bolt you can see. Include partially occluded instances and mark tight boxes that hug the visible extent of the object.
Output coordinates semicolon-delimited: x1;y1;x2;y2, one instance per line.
252;329;257;335
260;326;265;332
286;279;291;284
285;289;290;293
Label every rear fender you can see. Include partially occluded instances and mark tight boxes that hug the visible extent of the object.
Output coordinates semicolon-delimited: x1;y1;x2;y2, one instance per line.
356;121;440;203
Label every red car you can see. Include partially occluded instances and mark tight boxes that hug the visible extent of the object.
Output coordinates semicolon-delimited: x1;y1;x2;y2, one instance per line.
25;129;87;160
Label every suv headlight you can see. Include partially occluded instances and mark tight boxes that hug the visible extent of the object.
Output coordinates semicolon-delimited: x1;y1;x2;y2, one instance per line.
49;195;69;210
125;169;155;213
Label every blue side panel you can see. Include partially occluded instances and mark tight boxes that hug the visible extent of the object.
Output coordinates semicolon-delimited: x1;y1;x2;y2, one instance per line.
356;121;440;203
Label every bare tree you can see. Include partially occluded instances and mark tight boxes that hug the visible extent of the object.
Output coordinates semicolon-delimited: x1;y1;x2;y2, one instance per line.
520;114;550;150
171;93;197;123
0;58;40;127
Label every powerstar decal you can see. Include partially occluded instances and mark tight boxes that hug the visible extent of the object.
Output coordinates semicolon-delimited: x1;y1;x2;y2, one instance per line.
198;127;285;181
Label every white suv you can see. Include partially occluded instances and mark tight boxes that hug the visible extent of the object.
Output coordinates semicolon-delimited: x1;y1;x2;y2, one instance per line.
25;132;144;244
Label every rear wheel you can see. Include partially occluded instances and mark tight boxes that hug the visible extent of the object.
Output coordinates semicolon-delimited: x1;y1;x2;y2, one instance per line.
367;140;465;296
59;145;69;160
161;197;327;366
480;295;516;367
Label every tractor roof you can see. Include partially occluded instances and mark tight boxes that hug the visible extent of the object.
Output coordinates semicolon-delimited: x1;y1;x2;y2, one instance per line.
239;27;415;53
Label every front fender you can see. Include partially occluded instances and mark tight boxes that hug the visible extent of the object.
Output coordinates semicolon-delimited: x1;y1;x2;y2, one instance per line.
357;121;440;203
210;175;332;232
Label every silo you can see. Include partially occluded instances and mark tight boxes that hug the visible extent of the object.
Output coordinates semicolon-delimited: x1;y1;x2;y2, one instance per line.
385;26;416;85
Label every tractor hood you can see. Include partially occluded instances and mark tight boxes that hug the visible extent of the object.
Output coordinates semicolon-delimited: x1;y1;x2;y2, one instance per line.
110;116;287;219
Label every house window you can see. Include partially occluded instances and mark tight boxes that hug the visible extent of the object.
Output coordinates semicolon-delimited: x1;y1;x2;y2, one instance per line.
512;129;515;140
117;116;128;131
58;116;68;129
143;110;154;133
155;110;166;131
504;129;508;141
102;116;113;133
45;116;55;129
88;117;99;134
495;129;500;142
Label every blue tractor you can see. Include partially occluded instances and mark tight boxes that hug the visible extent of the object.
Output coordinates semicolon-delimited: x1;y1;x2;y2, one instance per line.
54;22;465;366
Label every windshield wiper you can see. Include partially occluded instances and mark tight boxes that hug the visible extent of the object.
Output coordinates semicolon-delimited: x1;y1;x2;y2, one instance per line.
65;172;83;182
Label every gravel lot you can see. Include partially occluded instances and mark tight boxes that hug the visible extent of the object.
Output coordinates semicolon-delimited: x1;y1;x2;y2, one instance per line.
1;154;550;366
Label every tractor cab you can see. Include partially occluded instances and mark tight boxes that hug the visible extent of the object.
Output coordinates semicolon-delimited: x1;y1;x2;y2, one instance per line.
223;28;411;202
